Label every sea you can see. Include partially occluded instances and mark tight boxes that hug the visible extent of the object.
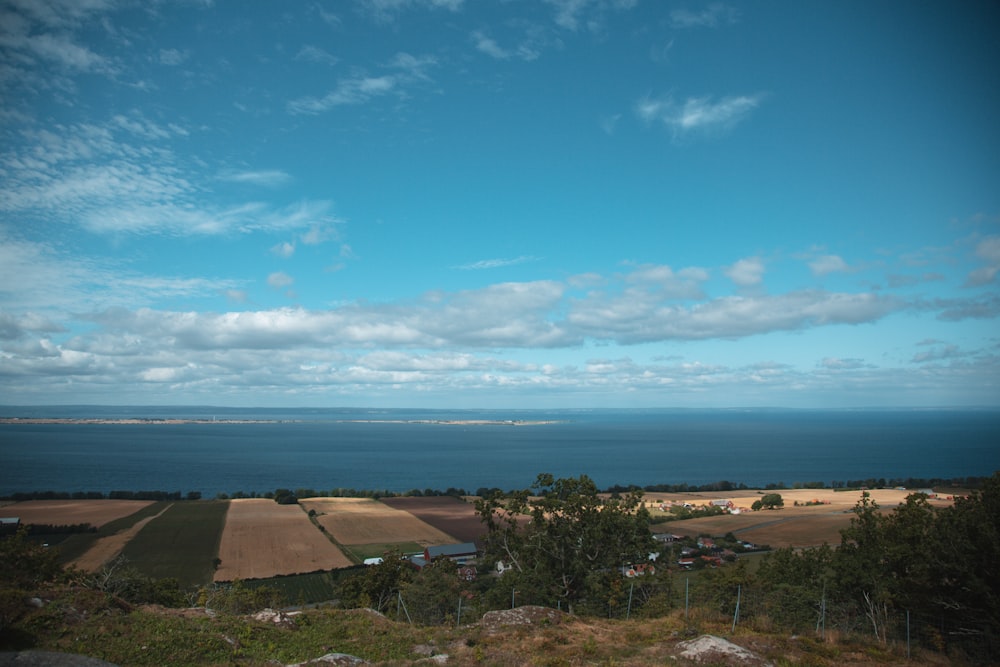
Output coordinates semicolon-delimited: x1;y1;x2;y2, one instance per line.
1;406;998;498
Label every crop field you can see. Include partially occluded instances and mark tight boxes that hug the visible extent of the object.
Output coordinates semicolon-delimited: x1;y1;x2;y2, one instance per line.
69;503;173;572
380;496;486;544
299;497;456;549
651;487;951;548
121;500;229;588
215;499;353;582
0;499;155;528
244;569;360;606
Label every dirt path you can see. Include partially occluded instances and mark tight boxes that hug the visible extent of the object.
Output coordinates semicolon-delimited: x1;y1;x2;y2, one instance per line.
69;504;173;572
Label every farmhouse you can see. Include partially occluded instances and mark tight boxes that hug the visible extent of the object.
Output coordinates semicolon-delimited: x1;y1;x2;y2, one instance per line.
424;542;478;564
0;516;20;535
410;542;479;570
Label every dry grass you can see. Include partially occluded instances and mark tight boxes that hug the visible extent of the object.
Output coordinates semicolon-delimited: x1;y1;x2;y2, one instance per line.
650;488;956;548
299;497;457;547
214;499;352;582
1;499;155;528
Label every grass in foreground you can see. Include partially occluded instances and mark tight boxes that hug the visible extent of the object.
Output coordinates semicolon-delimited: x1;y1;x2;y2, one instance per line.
6;585;953;667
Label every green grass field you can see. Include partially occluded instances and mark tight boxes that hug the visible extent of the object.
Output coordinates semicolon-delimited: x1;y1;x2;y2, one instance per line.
342;541;425;561
121;501;229;589
54;502;172;564
243;568;362;606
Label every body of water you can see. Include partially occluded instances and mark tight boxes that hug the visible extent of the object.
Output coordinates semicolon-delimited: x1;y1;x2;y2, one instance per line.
1;407;997;497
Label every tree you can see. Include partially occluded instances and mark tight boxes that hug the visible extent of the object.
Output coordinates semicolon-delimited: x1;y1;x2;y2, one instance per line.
1;526;67;632
760;493;784;509
475;473;656;613
338;550;413;614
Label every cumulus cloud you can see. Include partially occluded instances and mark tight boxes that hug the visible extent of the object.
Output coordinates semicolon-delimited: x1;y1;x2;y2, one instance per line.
568;290;898;343
725;257;765;287
267;272;294;289
809;254;850;276
965;236;1000;286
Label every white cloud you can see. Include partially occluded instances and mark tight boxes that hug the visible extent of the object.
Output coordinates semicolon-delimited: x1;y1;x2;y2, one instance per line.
725;257;765;286
358;0;464;22
543;0;637;32
158;48;189;66
0;118;336;238
454;256;540;270
637;94;763;136
267;272;294;289
809;254;850;276
966;235;1000;286
568;289;899;343
220;170;292;187
472;31;510;59
670;3;739;28
0;232;243;316
295;45;339;66
271;242;296;258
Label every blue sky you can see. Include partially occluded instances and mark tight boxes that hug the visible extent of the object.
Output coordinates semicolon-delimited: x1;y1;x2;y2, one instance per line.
1;0;998;408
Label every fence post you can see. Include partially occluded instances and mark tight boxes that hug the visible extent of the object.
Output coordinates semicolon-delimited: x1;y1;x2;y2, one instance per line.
457;595;462;627
906;609;910;659
685;577;689;620
397;591;413;624
626;582;634;620
732;584;741;633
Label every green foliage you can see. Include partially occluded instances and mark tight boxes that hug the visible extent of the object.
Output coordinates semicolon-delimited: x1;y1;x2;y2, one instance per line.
90;556;187;607
475;473;656;613
0;526;67;633
401;559;464;625
760;493;784;509
756;545;833;631
338;551;412;614
198;579;284;614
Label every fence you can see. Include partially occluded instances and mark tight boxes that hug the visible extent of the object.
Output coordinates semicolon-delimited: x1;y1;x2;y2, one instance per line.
370;572;997;663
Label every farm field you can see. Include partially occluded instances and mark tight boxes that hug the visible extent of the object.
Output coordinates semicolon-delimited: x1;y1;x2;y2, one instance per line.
120;500;229;588
69;503;173;572
215;499;352;582
0;499;155;528
380;496;486;544
650;487;952;548
299;497;457;551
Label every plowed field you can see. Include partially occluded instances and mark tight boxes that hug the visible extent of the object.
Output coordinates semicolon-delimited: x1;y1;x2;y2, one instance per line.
214;499;352;582
1;499;155;528
299;497;456;546
380;496;486;544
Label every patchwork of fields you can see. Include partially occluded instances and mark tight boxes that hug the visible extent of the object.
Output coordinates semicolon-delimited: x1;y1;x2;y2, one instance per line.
2;488;951;590
215;499;353;582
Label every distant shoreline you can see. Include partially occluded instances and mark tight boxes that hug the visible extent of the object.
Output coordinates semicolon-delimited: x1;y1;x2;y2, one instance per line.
0;417;560;426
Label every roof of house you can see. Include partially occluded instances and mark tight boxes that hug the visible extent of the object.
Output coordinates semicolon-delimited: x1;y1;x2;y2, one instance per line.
426;542;478;558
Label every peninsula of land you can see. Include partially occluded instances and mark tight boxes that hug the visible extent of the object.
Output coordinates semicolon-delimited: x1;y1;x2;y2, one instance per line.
0;417;559;426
